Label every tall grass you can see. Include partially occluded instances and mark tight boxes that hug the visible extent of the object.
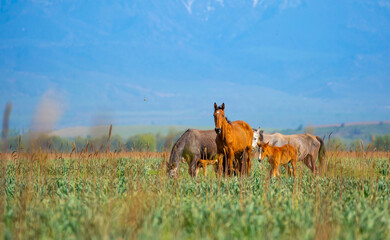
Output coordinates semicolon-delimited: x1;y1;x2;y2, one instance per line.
1;144;389;239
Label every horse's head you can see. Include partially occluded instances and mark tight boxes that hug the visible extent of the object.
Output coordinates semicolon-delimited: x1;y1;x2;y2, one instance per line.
213;102;225;134
257;141;269;163
252;128;264;149
167;161;178;177
252;128;261;149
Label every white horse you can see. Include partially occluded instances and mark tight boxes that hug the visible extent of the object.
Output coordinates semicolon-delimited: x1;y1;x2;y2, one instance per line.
252;128;326;175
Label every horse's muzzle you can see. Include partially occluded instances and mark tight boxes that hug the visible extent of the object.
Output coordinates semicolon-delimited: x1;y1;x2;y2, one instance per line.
168;169;177;177
215;128;221;134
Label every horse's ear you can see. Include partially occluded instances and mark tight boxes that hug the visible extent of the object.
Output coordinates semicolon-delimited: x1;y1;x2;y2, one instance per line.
222;103;225;110
214;102;217;110
257;127;261;133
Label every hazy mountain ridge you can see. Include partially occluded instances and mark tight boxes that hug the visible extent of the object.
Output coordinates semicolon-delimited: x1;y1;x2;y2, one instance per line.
49;121;390;142
277;122;390;143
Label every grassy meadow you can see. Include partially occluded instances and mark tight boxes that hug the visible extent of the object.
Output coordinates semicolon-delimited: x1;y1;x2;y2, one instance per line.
0;148;390;240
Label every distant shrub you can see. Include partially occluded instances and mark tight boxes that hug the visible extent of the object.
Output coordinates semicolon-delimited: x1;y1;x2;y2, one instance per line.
327;137;347;151
126;133;156;152
349;139;363;152
374;134;390;151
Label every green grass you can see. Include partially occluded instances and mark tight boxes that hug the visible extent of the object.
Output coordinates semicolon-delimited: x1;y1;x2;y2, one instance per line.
1;152;390;239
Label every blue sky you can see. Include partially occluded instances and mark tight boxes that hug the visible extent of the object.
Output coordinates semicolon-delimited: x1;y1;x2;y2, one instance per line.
1;0;390;130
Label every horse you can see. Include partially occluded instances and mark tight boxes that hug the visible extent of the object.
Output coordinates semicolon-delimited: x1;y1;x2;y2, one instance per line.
257;141;298;178
252;128;326;175
167;129;220;177
198;158;221;177
213;102;253;176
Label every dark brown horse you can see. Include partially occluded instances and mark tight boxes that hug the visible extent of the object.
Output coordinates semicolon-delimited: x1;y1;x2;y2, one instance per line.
213;103;253;176
167;129;219;177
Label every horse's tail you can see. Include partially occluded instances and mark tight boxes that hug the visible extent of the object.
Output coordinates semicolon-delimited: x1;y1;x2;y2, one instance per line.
316;136;326;174
167;130;189;177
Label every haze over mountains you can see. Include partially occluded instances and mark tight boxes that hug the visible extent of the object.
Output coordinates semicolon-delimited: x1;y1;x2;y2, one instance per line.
1;1;390;130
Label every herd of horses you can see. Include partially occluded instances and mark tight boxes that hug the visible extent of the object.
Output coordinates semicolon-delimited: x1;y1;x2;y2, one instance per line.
167;103;326;178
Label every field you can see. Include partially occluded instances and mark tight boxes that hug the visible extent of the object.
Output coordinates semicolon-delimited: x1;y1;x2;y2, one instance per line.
1;150;390;239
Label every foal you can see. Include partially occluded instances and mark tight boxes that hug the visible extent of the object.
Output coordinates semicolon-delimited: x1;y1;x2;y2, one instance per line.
257;141;298;178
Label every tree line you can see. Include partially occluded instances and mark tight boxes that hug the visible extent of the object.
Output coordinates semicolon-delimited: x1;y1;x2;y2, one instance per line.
326;135;390;151
0;128;184;153
1;130;390;153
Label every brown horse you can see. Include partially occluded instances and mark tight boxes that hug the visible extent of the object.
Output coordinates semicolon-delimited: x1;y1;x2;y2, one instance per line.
213;102;253;176
198;158;222;177
257;141;298;178
253;128;326;175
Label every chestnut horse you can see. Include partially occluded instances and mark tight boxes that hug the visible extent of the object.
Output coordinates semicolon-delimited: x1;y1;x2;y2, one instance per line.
257;141;298;178
252;128;326;175
213;103;253;176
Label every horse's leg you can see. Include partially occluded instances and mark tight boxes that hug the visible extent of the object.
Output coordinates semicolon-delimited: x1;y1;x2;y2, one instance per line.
276;159;281;178
247;147;252;176
189;154;201;177
195;155;202;177
276;156;281;177
269;166;274;178
198;159;212;177
211;157;220;177
203;161;207;177
234;157;241;176
241;151;247;176
212;163;218;176
278;165;283;176
224;156;228;177
223;149;229;177
227;151;235;176
247;158;251;175
217;154;223;177
292;159;297;178
235;162;240;176
269;158;278;178
222;155;227;177
303;155;312;172
311;151;318;176
284;164;291;177
305;155;316;175
274;163;279;178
